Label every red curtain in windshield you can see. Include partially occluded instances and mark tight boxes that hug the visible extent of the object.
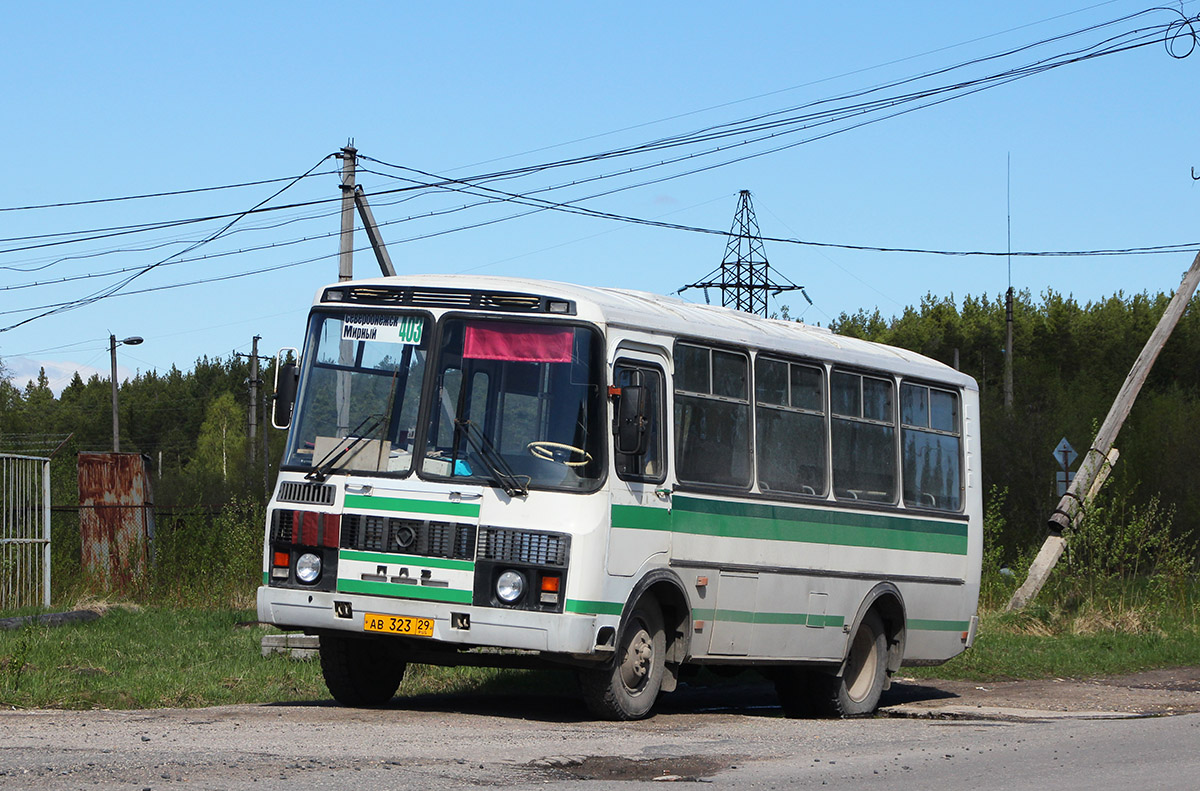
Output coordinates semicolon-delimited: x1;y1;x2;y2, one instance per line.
463;322;573;363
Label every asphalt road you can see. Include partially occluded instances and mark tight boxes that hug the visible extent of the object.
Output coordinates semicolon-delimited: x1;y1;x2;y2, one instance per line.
1;679;1198;790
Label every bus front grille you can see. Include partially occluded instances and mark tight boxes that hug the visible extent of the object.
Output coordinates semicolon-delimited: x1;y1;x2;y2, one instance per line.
277;481;335;506
478;527;569;567
341;514;476;561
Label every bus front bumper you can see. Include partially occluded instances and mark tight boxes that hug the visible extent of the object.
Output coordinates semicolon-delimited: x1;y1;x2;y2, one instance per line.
257;585;608;656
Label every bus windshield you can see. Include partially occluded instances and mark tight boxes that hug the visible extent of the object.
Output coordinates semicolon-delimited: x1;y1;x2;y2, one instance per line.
283;311;429;475
422;318;605;492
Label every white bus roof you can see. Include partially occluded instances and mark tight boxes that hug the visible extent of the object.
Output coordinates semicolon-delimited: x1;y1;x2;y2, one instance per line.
318;274;977;391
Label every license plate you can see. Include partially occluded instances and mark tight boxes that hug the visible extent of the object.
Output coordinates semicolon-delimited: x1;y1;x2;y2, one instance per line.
363;612;434;637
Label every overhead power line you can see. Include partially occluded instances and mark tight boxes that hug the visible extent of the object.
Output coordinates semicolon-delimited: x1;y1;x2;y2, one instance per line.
0;155;334;333
6;7;1193;261
374;163;1200;259
0;8;1197;328
0;169;341;213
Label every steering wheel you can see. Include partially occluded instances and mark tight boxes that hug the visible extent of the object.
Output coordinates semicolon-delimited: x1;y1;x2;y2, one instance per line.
526;441;593;468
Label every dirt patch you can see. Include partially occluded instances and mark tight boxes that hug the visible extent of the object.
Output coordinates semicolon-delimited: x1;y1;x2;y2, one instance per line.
526;754;741;782
884;667;1200;716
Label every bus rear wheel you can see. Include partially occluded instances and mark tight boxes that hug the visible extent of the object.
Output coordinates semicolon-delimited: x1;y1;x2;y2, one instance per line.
319;633;407;707
774;611;888;718
579;598;666;720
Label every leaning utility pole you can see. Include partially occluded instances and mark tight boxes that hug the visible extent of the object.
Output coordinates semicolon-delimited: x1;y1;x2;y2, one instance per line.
1007;249;1200;610
333;143;399;278
353;185;397;277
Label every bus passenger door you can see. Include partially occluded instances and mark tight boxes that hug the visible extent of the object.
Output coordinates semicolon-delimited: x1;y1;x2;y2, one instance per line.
607;357;672;577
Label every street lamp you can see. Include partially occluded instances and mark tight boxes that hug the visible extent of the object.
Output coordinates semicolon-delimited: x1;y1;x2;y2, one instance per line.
110;334;143;452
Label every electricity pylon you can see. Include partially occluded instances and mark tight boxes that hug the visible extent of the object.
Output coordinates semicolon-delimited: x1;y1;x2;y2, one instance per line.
681;190;803;317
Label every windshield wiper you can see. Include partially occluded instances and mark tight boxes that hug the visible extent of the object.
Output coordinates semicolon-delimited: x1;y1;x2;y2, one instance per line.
453;418;529;498
305;413;386;482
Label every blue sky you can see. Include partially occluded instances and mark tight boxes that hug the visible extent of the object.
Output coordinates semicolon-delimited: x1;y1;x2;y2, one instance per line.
2;1;1198;393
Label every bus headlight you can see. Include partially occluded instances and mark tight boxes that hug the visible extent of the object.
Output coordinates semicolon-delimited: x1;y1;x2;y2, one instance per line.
295;552;322;583
496;570;525;603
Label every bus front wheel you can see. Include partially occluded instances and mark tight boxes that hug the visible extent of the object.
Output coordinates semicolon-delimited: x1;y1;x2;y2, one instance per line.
319;633;407;707
579;598;666;720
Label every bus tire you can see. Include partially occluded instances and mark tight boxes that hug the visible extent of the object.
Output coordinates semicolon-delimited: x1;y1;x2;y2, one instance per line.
773;611;888;718
818;610;888;717
579;598;666;720
319;633;406;707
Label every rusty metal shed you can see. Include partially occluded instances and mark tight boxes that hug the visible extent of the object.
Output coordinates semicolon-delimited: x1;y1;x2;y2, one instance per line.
78;452;155;590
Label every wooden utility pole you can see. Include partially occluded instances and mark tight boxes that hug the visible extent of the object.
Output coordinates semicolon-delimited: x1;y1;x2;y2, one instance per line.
248;335;260;458
1004;287;1014;410
1004;156;1014;411
262;371;270;498
235;337;271;497
1007;448;1119;611
1008;250;1200;610
337;144;357;282
335;144;357;434
353;186;397;277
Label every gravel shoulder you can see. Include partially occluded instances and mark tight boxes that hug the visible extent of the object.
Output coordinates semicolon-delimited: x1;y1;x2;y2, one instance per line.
1;670;1198;789
882;666;1200;718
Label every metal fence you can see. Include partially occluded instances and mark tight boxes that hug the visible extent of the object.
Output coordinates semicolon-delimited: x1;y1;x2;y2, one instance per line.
1;454;51;610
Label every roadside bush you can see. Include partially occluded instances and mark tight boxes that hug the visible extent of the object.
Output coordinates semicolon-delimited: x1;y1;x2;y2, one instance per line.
150;497;265;607
1057;485;1196;609
978;486;1036;608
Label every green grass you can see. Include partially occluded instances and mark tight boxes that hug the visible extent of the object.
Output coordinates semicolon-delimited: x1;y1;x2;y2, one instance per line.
1;602;1198;710
0;608;322;709
910;608;1200;680
0;607;568;710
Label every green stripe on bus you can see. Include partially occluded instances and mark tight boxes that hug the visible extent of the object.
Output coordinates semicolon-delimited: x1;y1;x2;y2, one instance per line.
340;549;474;572
612;496;967;555
694;608;845;627
908;618;971;632
344;494;480;519
566;602;846;627
610;504;673;531
565;599;624;616
337;578;473;604
678;496;967;537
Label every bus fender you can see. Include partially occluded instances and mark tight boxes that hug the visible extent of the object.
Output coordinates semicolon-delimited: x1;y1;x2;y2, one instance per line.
620;568;693;692
839;582;907;688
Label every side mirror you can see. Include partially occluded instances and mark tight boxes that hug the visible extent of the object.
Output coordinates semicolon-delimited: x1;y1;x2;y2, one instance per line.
614;383;649;457
272;348;300;429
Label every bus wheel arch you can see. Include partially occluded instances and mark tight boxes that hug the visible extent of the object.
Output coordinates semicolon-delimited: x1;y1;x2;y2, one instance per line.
843;583;907;686
579;571;691;720
774;584;906;718
823;584;907;716
624;569;692;691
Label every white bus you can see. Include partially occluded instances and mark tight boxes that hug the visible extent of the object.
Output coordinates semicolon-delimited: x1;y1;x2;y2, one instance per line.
258;274;981;720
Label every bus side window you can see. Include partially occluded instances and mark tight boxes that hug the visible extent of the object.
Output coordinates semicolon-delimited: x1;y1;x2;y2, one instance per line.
673;344;752;489
614;364;665;483
900;382;962;511
831;370;897;503
755;357;827;497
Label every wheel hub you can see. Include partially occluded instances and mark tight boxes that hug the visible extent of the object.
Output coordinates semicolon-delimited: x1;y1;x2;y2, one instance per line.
620;629;654;689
